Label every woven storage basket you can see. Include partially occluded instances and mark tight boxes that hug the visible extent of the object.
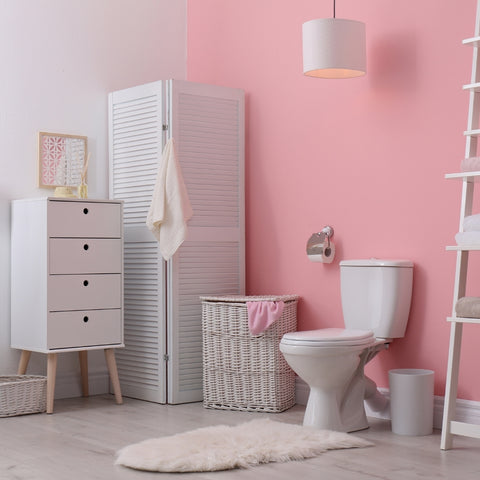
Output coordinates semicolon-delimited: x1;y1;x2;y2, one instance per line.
201;295;298;413
0;375;47;417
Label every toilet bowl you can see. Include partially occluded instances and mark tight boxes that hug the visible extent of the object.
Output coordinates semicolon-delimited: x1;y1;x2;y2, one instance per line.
280;259;413;432
280;328;384;432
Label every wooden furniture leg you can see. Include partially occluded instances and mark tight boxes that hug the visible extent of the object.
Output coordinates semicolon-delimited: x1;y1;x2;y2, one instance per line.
104;349;122;404
78;351;89;397
46;353;58;414
17;350;31;375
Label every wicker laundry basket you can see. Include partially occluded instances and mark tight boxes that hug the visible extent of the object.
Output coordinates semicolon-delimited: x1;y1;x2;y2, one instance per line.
201;295;298;413
0;375;47;417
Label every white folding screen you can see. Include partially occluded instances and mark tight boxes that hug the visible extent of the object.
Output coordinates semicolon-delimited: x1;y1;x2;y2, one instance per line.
109;80;245;404
166;80;245;403
109;81;167;403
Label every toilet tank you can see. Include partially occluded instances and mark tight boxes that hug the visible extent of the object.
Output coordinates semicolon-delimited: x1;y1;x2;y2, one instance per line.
340;259;413;339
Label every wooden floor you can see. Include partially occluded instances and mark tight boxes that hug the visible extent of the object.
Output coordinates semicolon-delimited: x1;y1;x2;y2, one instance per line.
1;394;480;479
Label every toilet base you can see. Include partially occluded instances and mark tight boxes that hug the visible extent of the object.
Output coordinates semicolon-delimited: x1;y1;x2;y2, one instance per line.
303;384;369;433
280;338;389;433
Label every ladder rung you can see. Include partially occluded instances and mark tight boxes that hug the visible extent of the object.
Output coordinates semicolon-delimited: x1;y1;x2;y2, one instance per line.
450;421;480;439
464;129;480;136
447;316;480;324
446;245;480;251
445;171;480;180
463;82;480;91
463;36;480;46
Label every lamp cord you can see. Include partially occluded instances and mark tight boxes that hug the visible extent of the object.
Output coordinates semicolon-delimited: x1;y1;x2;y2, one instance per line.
333;0;336;18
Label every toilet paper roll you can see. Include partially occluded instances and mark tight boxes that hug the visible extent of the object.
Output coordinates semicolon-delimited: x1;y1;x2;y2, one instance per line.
307;241;335;263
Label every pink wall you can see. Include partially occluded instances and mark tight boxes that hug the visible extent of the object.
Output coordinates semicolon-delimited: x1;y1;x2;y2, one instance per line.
187;0;480;400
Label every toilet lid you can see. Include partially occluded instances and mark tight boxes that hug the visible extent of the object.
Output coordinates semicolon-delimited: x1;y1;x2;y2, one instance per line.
340;258;413;268
281;328;375;347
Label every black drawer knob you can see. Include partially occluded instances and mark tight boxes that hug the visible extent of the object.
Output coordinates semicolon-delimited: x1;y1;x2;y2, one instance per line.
83;316;89;323
83;244;89;251
83;280;89;287
83;208;89;214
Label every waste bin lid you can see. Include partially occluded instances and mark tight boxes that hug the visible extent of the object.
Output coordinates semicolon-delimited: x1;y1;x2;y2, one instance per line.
389;369;434;376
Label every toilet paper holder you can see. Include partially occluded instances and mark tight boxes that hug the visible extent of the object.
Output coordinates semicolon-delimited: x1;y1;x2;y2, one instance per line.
306;226;334;257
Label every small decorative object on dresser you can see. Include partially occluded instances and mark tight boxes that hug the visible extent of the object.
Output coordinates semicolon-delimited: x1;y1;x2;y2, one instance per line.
38;132;88;198
77;152;90;199
10;197;124;413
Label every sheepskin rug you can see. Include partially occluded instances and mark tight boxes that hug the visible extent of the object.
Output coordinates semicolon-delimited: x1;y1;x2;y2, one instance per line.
115;418;373;472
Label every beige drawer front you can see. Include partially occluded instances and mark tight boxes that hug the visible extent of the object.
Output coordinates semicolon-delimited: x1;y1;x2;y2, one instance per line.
48;200;121;238
48;274;122;311
47;309;122;349
49;238;122;274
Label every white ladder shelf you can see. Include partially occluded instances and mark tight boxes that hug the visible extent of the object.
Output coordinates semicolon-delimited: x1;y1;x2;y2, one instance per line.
441;0;480;450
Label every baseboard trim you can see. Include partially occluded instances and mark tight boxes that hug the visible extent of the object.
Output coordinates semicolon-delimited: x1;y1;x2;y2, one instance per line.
295;378;480;430
55;372;480;427
54;370;110;399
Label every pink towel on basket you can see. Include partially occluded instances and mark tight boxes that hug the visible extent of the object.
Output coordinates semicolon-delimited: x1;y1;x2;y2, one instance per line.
246;301;285;335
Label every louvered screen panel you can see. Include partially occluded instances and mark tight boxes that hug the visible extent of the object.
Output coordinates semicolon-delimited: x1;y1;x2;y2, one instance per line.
167;80;245;404
174;241;241;398
109;81;167;403
115;242;166;403
177;93;240;228
109;82;163;227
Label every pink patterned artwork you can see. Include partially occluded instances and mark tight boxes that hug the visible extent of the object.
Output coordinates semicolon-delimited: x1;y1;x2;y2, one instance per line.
38;132;87;188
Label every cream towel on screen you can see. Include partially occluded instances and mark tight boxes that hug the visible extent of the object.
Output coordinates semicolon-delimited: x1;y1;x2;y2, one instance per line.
146;139;193;260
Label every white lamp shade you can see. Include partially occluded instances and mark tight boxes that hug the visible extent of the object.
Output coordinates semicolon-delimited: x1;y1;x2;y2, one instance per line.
303;18;366;78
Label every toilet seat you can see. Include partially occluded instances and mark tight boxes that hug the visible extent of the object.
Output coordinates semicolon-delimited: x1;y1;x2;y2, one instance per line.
281;328;375;347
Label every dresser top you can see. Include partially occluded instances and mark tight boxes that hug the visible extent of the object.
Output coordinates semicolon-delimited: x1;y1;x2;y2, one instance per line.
12;197;123;205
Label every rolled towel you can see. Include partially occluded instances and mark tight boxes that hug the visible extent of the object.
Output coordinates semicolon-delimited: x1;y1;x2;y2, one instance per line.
455;231;480;245
455;296;480;318
463;214;480;232
461;156;480;172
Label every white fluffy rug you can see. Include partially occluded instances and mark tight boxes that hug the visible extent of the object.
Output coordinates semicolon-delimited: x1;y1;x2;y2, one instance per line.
115;418;373;472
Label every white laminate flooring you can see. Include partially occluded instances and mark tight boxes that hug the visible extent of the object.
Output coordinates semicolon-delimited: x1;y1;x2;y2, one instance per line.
1;395;479;479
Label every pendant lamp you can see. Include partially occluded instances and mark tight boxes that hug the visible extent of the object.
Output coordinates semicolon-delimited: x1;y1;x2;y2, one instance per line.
303;1;366;79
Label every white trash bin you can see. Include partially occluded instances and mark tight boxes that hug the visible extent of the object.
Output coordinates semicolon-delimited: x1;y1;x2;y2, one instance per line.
389;369;434;436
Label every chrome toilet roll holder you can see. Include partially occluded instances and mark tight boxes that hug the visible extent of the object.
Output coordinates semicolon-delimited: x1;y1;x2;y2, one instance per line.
306;225;334;257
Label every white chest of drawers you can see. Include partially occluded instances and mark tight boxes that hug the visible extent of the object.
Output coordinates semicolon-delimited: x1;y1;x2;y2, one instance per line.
11;197;124;412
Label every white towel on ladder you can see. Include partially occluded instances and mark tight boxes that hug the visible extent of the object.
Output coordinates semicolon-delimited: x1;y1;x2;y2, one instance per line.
146;138;193;260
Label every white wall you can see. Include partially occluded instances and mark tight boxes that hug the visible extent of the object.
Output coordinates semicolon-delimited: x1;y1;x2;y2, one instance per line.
0;0;186;397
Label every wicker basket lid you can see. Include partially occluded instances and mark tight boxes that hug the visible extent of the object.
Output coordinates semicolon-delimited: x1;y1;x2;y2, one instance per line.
200;294;299;303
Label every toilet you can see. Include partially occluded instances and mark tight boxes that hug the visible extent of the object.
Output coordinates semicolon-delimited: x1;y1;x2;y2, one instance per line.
279;258;413;432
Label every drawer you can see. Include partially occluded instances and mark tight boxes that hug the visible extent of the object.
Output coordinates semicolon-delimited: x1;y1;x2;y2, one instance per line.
49;238;122;274
48;200;122;238
48;274;122;311
47;309;122;349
